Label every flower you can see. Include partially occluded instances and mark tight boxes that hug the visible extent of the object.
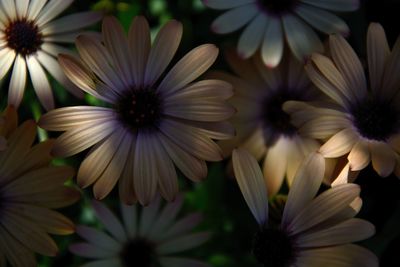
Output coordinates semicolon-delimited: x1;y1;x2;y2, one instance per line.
0;106;80;267
0;0;102;110
232;148;378;267
38;16;235;205
284;23;400;178
70;196;210;267
203;0;359;67
212;50;321;196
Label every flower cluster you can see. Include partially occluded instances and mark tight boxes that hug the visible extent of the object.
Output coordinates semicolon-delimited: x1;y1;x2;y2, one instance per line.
0;0;395;266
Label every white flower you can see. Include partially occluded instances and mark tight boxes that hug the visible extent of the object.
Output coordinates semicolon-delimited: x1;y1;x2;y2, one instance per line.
203;0;359;67
232;148;378;267
0;0;102;110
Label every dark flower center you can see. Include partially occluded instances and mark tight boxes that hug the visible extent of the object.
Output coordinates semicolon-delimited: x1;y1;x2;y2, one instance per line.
116;89;163;130
261;90;301;138
258;0;299;14
351;98;400;141
253;227;296;267
120;238;156;267
5;20;43;56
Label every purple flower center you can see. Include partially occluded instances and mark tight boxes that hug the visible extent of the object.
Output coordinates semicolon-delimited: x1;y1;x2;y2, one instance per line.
253;227;296;267
258;0;298;14
5;20;43;56
117;89;163;130
120;237;156;267
351;98;399;141
261;90;301;142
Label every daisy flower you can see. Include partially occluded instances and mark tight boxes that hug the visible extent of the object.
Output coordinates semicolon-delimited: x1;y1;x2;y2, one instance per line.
203;0;359;67
232;148;378;267
285;23;400;178
0;0;102;110
0;106;80;267
70;196;210;267
212;50;321;196
38;16;235;205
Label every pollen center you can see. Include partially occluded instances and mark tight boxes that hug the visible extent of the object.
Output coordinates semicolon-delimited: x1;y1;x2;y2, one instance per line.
261;90;300;138
258;0;299;14
120;238;156;267
116;89;163;130
253;227;296;267
351;98;399;141
5;20;43;56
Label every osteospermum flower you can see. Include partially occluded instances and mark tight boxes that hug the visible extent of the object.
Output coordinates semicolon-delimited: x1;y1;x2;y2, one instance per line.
70;196;210;267
203;0;359;67
0;0;102;110
0;106;80;267
213;50;320;195
285;23;400;178
38;16;235;205
232;148;378;267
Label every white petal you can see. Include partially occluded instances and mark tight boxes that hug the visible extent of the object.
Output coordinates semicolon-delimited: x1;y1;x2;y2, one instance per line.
211;4;258;34
369;141;396;177
203;0;255;10
129;16;151;86
75;226;121;252
133;132;159;205
80;259;121;267
329;35;367;101
26;55;54;110
301;0;360;11
8;55;26;109
69;243;116;259
263;137;289;196
295;4;349;35
296;244;378;267
297;218;375;248
144;20;182;86
157;232;210;254
102;16;132;87
282;152;325;227
159;257;210;267
319;128;359;158
36;0;74;27
27;0;47;20
52;120;117;157
282;14;323;62
139;197;161;236
232;148;268;225
16;0;29;19
367;23;390;93
0;48;16;80
91;201;127;243
237;14;267;59
261;16;283;68
120;204;137;238
347;140;370;171
42;11;102;35
158;44;219;96
36;51;83;98
288;183;360;234
1;0;17;20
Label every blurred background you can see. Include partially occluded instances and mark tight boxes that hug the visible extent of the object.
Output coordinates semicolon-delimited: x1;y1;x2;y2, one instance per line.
0;0;399;266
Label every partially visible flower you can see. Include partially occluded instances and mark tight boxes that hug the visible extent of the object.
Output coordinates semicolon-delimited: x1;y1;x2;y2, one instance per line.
203;0;358;67
232;148;378;267
0;106;80;267
70;196;210;267
285;23;400;178
0;0;102;110
211;50;321;195
39;16;234;205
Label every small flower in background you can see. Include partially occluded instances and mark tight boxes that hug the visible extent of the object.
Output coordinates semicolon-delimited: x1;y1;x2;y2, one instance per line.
203;0;358;67
70;196;210;267
232;148;378;267
0;106;80;267
0;0;102;110
285;23;400;179
39;16;235;205
211;50;321;196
